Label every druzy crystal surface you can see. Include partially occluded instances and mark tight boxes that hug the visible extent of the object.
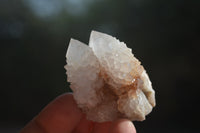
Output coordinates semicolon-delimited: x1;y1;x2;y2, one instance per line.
65;31;156;122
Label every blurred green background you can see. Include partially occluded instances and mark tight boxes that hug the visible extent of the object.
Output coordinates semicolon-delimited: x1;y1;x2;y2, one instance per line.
0;0;200;132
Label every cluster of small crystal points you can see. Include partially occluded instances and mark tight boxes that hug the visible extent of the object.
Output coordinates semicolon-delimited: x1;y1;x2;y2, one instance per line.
65;31;156;122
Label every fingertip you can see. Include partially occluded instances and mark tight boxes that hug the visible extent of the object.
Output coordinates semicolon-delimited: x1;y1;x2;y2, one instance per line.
110;119;136;133
36;93;83;132
21;93;84;133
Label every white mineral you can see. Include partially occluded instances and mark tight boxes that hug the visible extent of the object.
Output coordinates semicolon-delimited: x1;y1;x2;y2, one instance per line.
65;31;156;122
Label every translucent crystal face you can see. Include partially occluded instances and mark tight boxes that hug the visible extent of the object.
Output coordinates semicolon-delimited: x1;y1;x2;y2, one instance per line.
65;39;103;108
65;31;156;122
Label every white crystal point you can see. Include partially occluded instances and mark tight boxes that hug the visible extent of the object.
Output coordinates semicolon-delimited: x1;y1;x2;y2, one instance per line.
65;31;156;122
65;39;103;108
89;31;143;89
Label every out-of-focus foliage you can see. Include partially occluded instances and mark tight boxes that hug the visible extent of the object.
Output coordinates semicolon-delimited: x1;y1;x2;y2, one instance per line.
0;0;200;132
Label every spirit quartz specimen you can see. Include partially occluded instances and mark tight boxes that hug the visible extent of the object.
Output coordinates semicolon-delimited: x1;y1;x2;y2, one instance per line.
64;31;156;122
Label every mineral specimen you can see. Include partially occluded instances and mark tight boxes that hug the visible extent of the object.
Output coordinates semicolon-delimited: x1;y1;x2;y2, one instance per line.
64;31;156;122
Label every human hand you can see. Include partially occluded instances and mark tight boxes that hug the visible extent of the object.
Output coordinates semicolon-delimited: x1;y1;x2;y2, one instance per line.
20;93;136;133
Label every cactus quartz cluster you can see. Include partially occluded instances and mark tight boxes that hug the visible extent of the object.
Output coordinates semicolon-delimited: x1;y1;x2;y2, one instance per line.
64;31;155;122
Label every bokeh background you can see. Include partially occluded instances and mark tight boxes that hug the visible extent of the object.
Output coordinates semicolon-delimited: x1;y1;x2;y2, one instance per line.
1;0;200;132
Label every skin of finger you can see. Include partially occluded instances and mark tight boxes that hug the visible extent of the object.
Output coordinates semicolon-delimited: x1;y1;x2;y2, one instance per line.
20;120;45;133
20;93;84;133
91;121;112;133
109;119;136;133
72;115;95;133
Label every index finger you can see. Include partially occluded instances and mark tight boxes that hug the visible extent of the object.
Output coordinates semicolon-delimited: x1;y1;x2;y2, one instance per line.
20;93;83;133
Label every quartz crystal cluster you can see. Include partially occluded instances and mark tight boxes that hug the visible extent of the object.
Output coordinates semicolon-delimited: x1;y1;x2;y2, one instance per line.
64;31;156;122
